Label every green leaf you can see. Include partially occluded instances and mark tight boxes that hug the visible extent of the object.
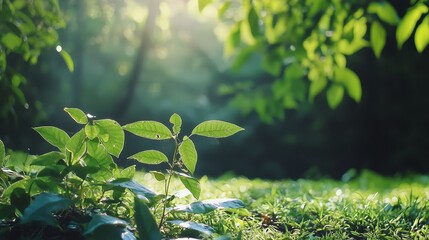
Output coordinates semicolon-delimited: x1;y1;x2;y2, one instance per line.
179;136;197;174
83;214;128;235
396;4;429;49
370;21;386;58
176;172;201;199
327;84;344;109
128;150;168;165
169;113;182;135
367;1;400;25
198;0;212;12
115;165;136;179
247;6;259;39
191;120;244;138
0;139;5;164
168;220;215;236
66;129;86;159
150;171;165;181
21;193;71;226
60;49;74;72
2;179;31;198
94;119;124;158
173;198;245;214
134;196;162;240
218;1;231;19
64;107;88;124
1;33;22;50
34;126;70;151
123;121;172;140
108;179;158;202
85;124;100;140
309;77;328;102
334;67;362;102
415;15;429;52
31;151;64;166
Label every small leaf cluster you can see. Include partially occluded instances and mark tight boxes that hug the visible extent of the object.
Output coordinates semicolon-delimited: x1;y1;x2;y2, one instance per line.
0;107;244;239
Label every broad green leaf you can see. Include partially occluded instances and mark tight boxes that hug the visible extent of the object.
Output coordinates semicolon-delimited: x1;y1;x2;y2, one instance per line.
34;126;70;151
415;15;429;52
31;151;64;166
224;23;240;56
396;4;429;48
1;33;22;50
247;6;259;39
168;220;215;236
169;113;182;135
176;172;201;199
150;171;165;181
370;21;386;58
198;0;212;12
60;49;74;72
334;67;362;102
1;179;30;198
367;1;400;25
134;196;162;240
191;120;244;138
128;150;168;165
94;119;124;157
66;129;86;158
84;214;128;233
123;121;172;140
114;165;136;179
179;137;197;174
0;140;5;164
64;107;88;124
173;198;245;214
85;124;100;140
309;77;327;102
108;179;158;201
21;193;71;226
327;84;344;109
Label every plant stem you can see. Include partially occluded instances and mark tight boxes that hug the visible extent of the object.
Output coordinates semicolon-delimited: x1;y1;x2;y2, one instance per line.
159;137;180;228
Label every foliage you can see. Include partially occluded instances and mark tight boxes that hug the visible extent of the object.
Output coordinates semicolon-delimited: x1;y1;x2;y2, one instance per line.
0;0;72;121
204;0;429;122
0;107;244;239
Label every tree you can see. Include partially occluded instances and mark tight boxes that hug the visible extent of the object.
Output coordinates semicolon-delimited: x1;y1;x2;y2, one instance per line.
202;0;429;122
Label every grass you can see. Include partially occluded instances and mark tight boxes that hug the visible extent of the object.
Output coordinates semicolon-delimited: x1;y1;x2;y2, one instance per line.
135;170;429;239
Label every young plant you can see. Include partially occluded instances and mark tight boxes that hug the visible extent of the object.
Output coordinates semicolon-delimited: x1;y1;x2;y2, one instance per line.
123;113;245;235
0;108;246;239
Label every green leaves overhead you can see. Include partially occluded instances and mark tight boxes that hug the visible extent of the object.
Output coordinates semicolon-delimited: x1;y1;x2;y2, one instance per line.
191;120;244;138
64;107;88;124
34;126;70;151
94;119;124;158
334;67;362;102
59;49;74;72
396;4;429;49
20;193;71;226
327;84;344;109
370;21;386;58
198;0;212;12
123;121;172;140
134;197;162;240
367;1;400;25
415;15;429;52
128;150;168;165
1;33;22;50
179;137;198;174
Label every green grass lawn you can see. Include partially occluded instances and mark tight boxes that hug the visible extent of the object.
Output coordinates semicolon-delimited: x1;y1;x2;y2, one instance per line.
135;170;429;239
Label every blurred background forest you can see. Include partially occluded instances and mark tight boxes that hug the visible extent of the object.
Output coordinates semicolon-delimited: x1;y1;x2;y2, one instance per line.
1;0;429;179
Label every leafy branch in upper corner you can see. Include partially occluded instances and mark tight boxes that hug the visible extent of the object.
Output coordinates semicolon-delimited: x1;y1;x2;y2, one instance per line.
0;107;245;239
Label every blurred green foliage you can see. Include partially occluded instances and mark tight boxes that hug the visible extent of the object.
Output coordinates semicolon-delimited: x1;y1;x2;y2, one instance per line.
0;0;64;122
